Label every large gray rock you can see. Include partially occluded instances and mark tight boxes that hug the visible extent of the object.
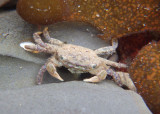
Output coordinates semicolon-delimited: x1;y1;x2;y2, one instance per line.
0;10;151;113
0;81;151;114
0;55;78;90
0;55;39;90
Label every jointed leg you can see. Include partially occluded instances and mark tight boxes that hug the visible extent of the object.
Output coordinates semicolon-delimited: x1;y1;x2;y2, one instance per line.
43;27;64;45
95;38;118;55
101;58;127;68
106;69;137;92
83;70;107;83
33;32;46;47
36;64;47;85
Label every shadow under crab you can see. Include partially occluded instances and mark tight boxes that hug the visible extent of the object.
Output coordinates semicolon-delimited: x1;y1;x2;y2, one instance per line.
20;27;136;91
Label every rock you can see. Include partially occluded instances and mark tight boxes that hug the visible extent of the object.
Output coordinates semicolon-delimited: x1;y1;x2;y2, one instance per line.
16;0;160;40
129;41;160;113
0;55;39;90
0;0;9;7
0;81;151;114
0;55;79;90
0;0;17;8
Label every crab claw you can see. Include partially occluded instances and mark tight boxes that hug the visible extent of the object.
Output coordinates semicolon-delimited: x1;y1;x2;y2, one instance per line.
55;75;64;81
50;72;64;81
44;27;48;32
46;63;64;81
83;76;101;83
84;70;107;83
35;31;43;35
20;42;40;53
20;42;34;51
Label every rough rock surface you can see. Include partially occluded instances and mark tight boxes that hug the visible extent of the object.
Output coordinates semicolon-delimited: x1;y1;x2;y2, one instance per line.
0;10;151;113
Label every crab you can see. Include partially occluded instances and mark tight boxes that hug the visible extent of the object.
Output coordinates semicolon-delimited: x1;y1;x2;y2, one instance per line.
20;27;136;91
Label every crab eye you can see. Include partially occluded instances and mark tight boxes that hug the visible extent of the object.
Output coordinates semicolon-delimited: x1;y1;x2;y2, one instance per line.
91;64;97;68
60;56;64;60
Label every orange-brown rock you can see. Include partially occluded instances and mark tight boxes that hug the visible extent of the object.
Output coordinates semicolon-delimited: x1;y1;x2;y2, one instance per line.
129;41;160;114
16;0;160;41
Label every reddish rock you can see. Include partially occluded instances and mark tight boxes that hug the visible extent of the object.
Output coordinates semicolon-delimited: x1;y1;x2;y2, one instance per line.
129;41;160;114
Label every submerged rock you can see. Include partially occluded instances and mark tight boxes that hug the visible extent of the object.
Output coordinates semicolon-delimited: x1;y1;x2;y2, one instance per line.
129;41;160;114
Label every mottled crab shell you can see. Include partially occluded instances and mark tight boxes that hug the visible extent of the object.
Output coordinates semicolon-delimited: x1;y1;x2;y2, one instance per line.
57;44;101;71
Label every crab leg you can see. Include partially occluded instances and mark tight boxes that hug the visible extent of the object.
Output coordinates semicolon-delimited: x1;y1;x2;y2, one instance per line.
106;69;137;92
43;27;64;45
95;39;118;55
33;31;46;47
83;70;107;83
36;64;47;85
101;58;127;68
